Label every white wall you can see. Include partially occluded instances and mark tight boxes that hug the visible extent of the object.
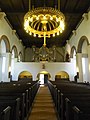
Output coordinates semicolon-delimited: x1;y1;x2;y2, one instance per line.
0;12;24;56
69;11;90;49
13;62;75;81
0;12;24;82
68;11;90;82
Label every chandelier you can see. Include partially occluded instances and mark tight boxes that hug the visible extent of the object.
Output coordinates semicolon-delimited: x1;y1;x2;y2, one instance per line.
24;0;65;46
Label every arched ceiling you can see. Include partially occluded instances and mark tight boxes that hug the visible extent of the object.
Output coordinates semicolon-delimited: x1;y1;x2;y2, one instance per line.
0;0;90;48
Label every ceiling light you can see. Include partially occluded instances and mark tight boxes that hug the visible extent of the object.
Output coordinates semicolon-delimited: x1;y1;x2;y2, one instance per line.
24;0;65;46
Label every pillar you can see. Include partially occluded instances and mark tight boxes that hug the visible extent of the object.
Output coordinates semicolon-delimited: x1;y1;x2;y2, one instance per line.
11;58;18;80
5;52;11;82
76;53;83;82
87;45;90;82
0;54;3;81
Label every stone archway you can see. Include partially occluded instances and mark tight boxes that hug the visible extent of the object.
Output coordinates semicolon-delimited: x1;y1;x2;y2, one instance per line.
0;35;11;82
18;52;23;62
11;45;18;81
70;46;76;58
77;36;89;53
0;35;10;52
77;36;89;82
70;46;77;76
55;71;69;81
11;45;18;58
18;71;33;81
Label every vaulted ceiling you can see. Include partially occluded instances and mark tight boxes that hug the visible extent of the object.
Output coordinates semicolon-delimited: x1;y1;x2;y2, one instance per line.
0;0;90;48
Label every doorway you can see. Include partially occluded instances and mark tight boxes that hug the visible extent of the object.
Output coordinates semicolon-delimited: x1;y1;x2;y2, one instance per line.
39;74;44;85
39;74;48;85
37;71;51;85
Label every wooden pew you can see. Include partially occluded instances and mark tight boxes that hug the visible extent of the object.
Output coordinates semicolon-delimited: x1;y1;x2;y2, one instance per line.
0;98;20;120
73;105;90;120
0;80;39;120
65;96;90;120
48;80;90;120
0;106;11;120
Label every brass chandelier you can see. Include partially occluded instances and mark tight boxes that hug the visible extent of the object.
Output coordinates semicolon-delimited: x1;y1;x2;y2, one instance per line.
24;0;65;46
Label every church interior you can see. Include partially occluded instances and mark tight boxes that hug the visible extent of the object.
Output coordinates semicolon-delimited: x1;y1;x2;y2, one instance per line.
0;0;90;120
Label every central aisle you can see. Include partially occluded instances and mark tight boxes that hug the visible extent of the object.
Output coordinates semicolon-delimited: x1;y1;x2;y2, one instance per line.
28;85;58;120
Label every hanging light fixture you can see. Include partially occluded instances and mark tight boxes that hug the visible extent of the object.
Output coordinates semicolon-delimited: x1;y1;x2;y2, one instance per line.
24;0;65;46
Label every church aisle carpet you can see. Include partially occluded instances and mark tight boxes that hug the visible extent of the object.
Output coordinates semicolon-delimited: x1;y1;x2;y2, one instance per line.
28;85;58;120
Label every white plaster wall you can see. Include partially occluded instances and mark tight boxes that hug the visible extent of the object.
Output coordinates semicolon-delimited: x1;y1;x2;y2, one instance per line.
68;11;90;82
0;13;24;82
13;62;75;81
0;14;24;56
69;11;90;49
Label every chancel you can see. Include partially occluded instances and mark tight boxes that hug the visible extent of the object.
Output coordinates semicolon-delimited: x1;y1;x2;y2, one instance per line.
0;0;90;120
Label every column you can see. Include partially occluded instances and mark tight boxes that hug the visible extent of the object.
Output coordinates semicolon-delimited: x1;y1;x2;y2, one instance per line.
11;58;18;80
87;45;90;82
5;52;11;82
0;54;3;81
71;58;77;76
76;53;83;82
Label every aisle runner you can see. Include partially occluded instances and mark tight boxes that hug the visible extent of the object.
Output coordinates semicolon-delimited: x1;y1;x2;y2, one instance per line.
28;85;58;120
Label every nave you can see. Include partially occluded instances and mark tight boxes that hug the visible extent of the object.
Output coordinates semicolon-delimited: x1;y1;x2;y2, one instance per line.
28;85;58;120
1;78;90;120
